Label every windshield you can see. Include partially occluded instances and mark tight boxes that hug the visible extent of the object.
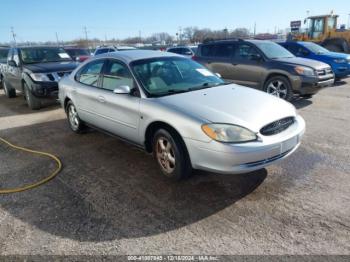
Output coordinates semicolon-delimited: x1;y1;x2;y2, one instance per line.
0;49;9;60
131;57;225;97
255;42;294;59
65;48;90;58
20;47;72;64
299;42;329;54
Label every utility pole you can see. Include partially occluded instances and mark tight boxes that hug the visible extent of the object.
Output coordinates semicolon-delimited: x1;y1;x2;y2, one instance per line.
254;22;256;37
83;26;89;44
11;27;16;45
179;27;182;44
348;13;350;29
55;32;60;46
139;30;142;42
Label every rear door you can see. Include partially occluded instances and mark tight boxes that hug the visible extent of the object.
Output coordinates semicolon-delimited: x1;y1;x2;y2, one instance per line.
73;58;107;127
201;43;236;79
230;43;265;88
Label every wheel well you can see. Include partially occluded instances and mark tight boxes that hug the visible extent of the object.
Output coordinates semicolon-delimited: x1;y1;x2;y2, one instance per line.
63;97;71;112
144;121;183;153
264;73;290;88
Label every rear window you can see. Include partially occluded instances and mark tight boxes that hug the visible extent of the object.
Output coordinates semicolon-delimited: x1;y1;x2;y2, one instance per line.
95;48;113;55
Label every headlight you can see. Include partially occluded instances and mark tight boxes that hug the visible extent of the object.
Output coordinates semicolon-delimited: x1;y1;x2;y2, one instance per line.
201;124;257;143
30;73;50;82
333;58;347;64
294;66;315;76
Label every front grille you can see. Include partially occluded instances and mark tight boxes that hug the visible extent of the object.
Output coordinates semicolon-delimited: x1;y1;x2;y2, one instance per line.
316;67;332;76
46;71;72;82
260;117;295;136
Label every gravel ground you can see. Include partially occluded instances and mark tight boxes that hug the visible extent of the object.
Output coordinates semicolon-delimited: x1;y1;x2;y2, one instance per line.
0;80;349;257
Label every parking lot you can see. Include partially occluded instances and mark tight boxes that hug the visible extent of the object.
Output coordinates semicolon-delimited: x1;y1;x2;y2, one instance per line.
0;80;349;255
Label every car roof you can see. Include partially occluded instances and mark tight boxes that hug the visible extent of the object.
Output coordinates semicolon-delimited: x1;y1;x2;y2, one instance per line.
200;39;273;45
95;50;181;63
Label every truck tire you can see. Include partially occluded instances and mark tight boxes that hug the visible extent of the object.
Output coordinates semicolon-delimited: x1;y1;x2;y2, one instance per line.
263;76;293;101
324;44;343;53
23;82;41;110
3;81;16;98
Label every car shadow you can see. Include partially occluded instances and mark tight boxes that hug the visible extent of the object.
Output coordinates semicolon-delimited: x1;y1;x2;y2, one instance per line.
0;90;60;117
0;119;268;242
291;96;313;109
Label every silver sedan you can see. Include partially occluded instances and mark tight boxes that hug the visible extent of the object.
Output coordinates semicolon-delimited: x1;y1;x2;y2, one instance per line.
59;50;305;180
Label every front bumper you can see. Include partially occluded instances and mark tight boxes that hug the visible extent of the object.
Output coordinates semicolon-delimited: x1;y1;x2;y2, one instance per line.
30;81;59;99
290;74;334;95
333;64;350;79
184;115;305;175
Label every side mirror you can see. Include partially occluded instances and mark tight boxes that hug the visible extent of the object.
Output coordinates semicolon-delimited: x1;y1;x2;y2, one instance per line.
215;73;222;78
8;60;17;67
113;85;131;94
301;50;310;56
250;54;262;61
184;51;193;56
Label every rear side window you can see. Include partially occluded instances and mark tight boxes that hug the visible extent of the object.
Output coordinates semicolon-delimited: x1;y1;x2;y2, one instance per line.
201;45;216;57
215;44;235;57
102;60;134;91
76;60;105;87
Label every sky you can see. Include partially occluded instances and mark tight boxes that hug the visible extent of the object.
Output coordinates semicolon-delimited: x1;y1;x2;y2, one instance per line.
0;0;349;43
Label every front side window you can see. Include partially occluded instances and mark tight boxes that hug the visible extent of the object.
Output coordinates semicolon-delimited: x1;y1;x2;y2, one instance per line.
131;57;224;97
77;60;105;87
20;47;72;64
0;49;9;60
236;44;260;60
102;60;134;91
201;45;216;57
254;42;294;59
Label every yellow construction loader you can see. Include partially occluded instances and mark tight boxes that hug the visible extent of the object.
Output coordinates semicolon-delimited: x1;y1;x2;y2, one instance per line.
292;13;350;53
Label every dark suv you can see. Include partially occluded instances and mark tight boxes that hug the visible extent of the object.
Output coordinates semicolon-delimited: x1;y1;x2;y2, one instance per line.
2;46;78;109
194;39;335;100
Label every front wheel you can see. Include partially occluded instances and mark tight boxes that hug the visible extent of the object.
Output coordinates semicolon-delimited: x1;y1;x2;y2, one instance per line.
66;101;85;133
152;129;192;180
264;76;293;101
23;82;41;110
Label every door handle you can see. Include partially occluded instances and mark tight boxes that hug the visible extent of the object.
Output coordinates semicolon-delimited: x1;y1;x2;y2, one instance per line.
98;96;106;103
232;63;238;66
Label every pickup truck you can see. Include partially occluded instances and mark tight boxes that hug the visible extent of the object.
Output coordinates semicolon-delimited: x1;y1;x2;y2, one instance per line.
2;46;79;109
0;46;10;89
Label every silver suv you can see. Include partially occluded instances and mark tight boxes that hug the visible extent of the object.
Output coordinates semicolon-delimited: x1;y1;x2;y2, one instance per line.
59;50;305;180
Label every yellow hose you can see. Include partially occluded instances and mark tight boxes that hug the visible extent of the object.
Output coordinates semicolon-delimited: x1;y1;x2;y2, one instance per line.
0;137;62;194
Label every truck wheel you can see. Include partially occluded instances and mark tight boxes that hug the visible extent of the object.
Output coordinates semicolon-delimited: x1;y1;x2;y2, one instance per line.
264;76;293;101
23;82;41;110
3;81;16;98
152;128;192;180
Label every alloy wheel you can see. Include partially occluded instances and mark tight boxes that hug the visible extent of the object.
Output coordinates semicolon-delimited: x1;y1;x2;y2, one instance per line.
156;136;176;174
68;104;79;130
267;80;288;99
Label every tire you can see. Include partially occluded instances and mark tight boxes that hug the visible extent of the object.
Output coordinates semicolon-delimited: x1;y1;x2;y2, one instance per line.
300;94;313;99
0;76;3;89
65;100;85;133
152;128;192;180
324;44;343;53
3;80;16;98
23;82;41;110
263;76;293;101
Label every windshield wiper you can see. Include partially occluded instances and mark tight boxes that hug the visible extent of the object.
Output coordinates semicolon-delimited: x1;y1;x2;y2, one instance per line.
189;82;230;91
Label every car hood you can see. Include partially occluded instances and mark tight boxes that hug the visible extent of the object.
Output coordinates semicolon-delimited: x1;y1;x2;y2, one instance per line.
23;61;79;73
158;84;296;132
274;57;329;69
317;52;350;60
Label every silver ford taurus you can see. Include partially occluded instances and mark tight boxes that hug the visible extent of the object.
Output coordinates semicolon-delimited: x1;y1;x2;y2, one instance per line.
59;50;305;180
